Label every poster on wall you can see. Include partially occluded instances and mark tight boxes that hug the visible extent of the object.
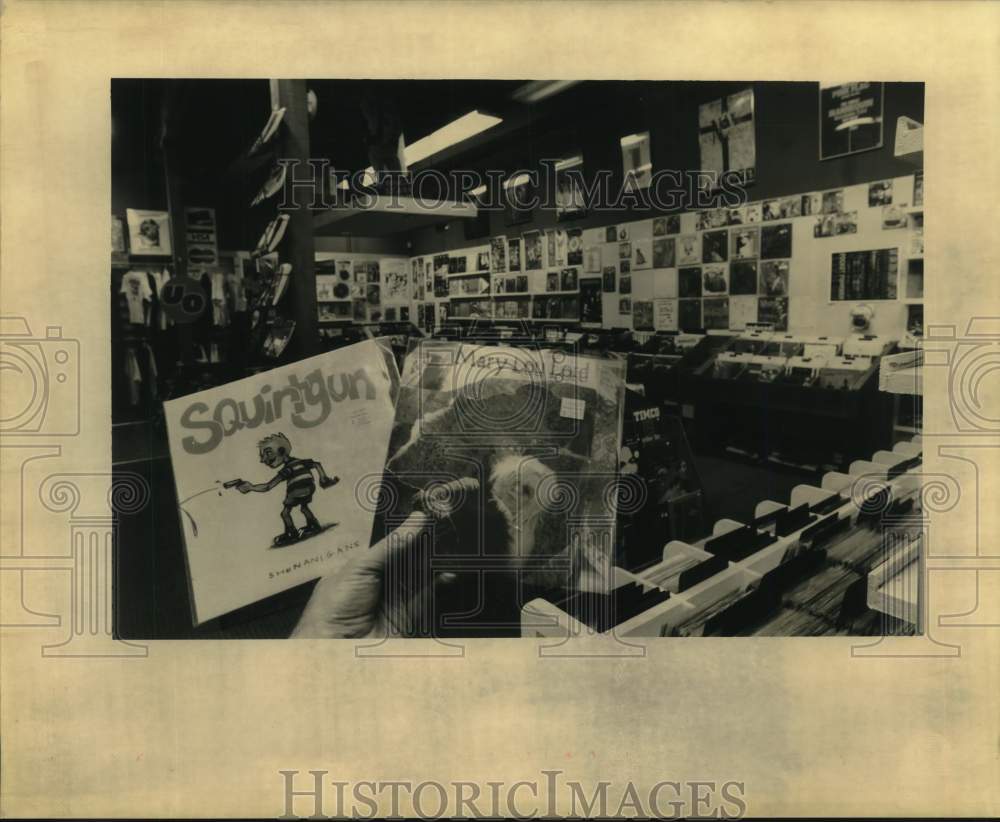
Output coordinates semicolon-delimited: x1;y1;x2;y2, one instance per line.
602;266;616;293
678;299;702;332
758;296;789;331
523;231;543;270
830;248;898;301
566;228;583;266
490;236;507;273
761;223;792;259
653;298;678;331
620;131;653;191
760;260;790;296
633;300;654;331
702;297;730;330
185;207;219;273
580;278;603;326
381;258;409;302
698;87;756;192
819;82;884;160
702;264;728;295
652;237;675;268
507;237;522;271
126;208;173;256
554;155;587;220
729;295;758;330
730;261;758;295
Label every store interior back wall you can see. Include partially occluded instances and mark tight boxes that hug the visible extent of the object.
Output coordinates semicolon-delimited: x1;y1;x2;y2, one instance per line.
407;81;924;255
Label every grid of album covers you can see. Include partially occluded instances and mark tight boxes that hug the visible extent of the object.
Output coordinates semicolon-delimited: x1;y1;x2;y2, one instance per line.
318;172;921;335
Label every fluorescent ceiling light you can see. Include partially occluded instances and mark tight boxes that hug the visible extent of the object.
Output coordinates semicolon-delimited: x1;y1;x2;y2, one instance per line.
512;80;580;104
503;173;531;189
620;132;649;148
555;155;583;170
405;110;502;166
354;110;502;181
469;184;488;197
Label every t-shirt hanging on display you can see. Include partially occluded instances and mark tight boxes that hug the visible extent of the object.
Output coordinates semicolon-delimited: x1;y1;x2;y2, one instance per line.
120;269;153;324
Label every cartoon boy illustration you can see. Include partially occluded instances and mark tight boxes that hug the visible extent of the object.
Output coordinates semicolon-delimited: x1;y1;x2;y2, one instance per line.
237;433;339;546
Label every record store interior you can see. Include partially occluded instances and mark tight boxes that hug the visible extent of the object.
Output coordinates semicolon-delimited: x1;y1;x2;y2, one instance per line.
112;79;926;639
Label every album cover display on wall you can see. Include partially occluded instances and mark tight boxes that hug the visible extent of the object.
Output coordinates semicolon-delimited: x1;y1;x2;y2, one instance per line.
677;234;700;265
760;223;792;259
679;267;702;298
381;259;409;302
702;230;728;263
580;277;603;325
163;339;399;623
633;240;652;270
476;251;490;272
524;231;544;270
508;237;523;271
632;300;654;331
653;298;678;331
757;296;789;330
619;275;632;295
448;255;468;274
868;180;893;206
546;271;560;292
605;226;618;243
602;266;616;293
729;261;758;295
819;82;884;160
882;205;909;229
490;236;507;273
698;87;756;191
731;227;758;259
619;260;631;275
678;298;702;332
566;228;583;266
584;246;602;274
561;268;579;292
653;215;681;236
814;211;858;237
702;264;728;295
619;297;632;315
702;297;730;330
554;155;587;219
729;295;758;330
759;260;789;296
652;237;675;268
126;208;173;256
831;248;899;301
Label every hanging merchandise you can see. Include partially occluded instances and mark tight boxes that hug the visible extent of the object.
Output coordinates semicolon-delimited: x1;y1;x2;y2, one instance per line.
249;106;286;156
251;163;288;206
185;207;220;275
148;268;174;330
120;269;153;325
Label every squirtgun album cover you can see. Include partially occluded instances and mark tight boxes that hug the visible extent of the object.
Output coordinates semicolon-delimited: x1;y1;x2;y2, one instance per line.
163;338;400;624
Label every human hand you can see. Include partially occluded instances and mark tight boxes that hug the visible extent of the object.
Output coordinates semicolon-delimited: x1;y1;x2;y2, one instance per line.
290;510;455;639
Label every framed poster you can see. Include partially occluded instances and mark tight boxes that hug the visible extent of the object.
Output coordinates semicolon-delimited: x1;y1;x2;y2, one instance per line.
523;230;544;270
819;82;884;160
126;208;172;256
653;298;678;331
698;87;756;192
580;277;603;326
554;155;587;220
